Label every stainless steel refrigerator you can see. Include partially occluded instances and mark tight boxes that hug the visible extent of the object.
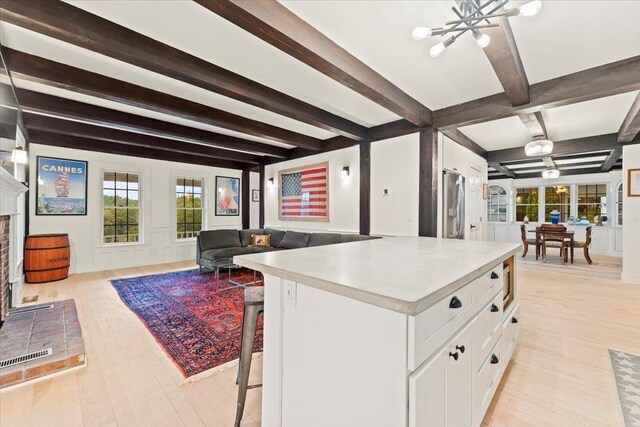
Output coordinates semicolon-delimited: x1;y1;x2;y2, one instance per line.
443;170;465;239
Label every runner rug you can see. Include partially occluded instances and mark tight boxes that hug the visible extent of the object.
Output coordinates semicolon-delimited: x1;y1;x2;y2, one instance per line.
111;269;263;381
609;349;640;426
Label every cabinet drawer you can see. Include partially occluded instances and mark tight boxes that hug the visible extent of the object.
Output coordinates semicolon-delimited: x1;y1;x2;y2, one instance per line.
503;304;520;365
477;263;502;307
476;291;503;370
409;280;477;370
476;336;503;424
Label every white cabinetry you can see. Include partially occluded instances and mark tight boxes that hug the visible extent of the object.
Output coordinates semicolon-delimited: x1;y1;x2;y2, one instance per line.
444;138;464;173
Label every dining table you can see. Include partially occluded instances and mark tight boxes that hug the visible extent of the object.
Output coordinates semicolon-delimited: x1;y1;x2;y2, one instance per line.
527;227;575;263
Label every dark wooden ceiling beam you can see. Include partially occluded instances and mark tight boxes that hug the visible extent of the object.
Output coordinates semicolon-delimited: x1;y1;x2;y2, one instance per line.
440;128;487;159
23;112;263;164
28;130;252;170
488;161;516;178
618;92;640;143
3;48;323;151
482;15;529;105
601;147;623;172
434;55;640;130
0;0;368;140
488;133;640;164
12;86;289;158
198;0;432;126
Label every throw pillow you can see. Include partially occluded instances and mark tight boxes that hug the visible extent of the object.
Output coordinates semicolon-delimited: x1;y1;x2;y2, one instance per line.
251;234;271;246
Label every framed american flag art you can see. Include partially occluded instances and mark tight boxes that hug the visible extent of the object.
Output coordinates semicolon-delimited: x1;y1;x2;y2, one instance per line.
278;162;329;222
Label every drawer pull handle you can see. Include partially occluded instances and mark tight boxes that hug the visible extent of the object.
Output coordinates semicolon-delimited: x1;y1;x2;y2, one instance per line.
449;296;462;309
491;354;499;365
491;271;499;279
511;317;518;324
449;352;459;361
490;304;499;313
456;345;465;354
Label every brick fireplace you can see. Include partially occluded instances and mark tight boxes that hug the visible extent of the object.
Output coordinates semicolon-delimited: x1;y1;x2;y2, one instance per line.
0;215;9;324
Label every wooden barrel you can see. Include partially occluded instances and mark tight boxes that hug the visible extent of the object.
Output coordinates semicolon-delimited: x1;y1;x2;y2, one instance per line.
24;234;70;283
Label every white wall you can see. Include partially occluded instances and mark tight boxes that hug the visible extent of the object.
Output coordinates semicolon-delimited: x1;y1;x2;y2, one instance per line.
264;146;360;233
29;143;247;274
371;134;419;236
623;144;640;284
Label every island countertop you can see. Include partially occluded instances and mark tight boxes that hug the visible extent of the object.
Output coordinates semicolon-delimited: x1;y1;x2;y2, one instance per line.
234;236;520;315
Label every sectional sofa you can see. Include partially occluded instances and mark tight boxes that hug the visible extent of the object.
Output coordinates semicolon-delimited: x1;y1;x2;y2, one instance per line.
196;228;379;271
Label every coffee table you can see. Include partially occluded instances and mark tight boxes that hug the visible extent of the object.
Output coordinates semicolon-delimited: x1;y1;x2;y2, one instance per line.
215;258;263;292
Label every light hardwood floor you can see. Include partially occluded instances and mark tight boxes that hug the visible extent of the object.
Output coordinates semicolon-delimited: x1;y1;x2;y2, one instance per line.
1;253;638;427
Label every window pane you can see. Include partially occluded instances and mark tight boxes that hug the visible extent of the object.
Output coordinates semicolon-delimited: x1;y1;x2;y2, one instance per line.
177;209;186;224
128;174;139;191
127;209;138;225
176;177;204;239
127;190;139;207
115;190;127;207
193;193;202;208
115;209;127;225
103;225;114;239
185;209;194;223
103;189;115;207
193;180;202;194
128;226;139;241
194;209;202;225
103;172;115;189
115;173;128;189
104;208;115;225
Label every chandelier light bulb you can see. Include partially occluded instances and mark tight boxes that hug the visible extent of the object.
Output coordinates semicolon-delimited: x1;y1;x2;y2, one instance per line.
412;27;432;40
474;32;491;48
430;42;446;58
518;0;542;17
524;139;554;156
542;169;560;179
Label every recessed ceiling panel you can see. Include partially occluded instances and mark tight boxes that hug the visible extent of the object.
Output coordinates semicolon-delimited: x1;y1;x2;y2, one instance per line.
543;91;639;142
510;0;640;84
459;116;533;150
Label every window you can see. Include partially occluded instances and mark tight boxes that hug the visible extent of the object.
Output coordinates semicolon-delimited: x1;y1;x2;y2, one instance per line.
545;186;571;223
617;183;623;226
487;185;508;223
176;178;203;239
103;172;139;244
515;187;538;222
577;184;607;223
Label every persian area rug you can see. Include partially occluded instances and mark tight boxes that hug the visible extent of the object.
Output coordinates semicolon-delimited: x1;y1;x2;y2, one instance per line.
111;269;263;381
609;349;640;426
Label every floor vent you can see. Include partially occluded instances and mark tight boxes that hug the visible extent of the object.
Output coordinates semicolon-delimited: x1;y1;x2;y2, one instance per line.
0;348;53;369
7;304;54;316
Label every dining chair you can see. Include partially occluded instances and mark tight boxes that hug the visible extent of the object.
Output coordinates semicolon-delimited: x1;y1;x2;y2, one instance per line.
572;226;593;264
519;224;538;258
540;228;570;264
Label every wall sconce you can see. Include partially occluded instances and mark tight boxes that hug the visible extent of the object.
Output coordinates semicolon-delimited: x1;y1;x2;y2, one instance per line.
11;147;27;164
341;166;350;178
268;177;275;186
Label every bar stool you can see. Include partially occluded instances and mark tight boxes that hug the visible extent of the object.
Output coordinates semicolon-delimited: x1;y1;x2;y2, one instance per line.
235;286;264;427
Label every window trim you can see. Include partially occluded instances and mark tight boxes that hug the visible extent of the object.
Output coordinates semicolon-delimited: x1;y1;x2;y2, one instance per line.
175;176;205;241
576;183;608;224
515;186;540;223
616;181;624;227
101;170;142;245
543;185;572;223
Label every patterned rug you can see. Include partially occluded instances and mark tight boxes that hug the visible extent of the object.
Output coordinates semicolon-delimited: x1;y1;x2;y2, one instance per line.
111;269;263;380
609;349;640;426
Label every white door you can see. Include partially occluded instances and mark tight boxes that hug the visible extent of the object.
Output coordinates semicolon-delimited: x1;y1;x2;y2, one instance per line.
410;320;475;427
468;167;482;241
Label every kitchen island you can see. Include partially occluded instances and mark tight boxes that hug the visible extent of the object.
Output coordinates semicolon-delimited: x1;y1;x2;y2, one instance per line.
234;236;521;427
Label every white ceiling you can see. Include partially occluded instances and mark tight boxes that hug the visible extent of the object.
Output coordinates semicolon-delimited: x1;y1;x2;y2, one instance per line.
0;0;638;151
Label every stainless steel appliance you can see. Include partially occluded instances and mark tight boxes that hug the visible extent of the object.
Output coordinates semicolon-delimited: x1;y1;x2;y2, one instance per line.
443;170;465;239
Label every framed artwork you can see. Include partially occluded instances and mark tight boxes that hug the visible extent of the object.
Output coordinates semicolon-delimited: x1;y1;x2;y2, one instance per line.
252;189;260;202
628;168;640;197
278;162;329;222
36;156;88;215
215;175;240;216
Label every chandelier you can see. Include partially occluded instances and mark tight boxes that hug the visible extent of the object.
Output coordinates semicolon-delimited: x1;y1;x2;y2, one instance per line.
412;0;542;57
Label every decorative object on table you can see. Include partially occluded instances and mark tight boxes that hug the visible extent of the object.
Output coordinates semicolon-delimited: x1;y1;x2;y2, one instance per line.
250;234;270;246
572;226;593;264
251;189;260;202
579;216;590;225
111;269;263;380
594;215;603;226
567;216;576;225
608;349;640;427
24;234;71;283
601;215;608;225
482;183;489;200
278;162;329;222
549;209;560;224
411;0;541;58
36;156;87;215
523;215;529;224
215;175;239;216
628;168;640;197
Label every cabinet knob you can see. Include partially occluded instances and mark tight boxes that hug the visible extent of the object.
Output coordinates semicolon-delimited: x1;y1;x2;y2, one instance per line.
449;296;462;309
490;304;499;313
491;354;499;365
491;271;499;280
449;352;459;361
456;345;465;354
511;317;518;324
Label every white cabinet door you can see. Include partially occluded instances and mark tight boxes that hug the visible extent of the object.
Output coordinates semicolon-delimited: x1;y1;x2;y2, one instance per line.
410;319;475;427
444;139;463;173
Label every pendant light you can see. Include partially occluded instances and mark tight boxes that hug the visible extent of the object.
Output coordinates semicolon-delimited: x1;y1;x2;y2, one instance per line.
542;169;560;179
525;139;554;156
